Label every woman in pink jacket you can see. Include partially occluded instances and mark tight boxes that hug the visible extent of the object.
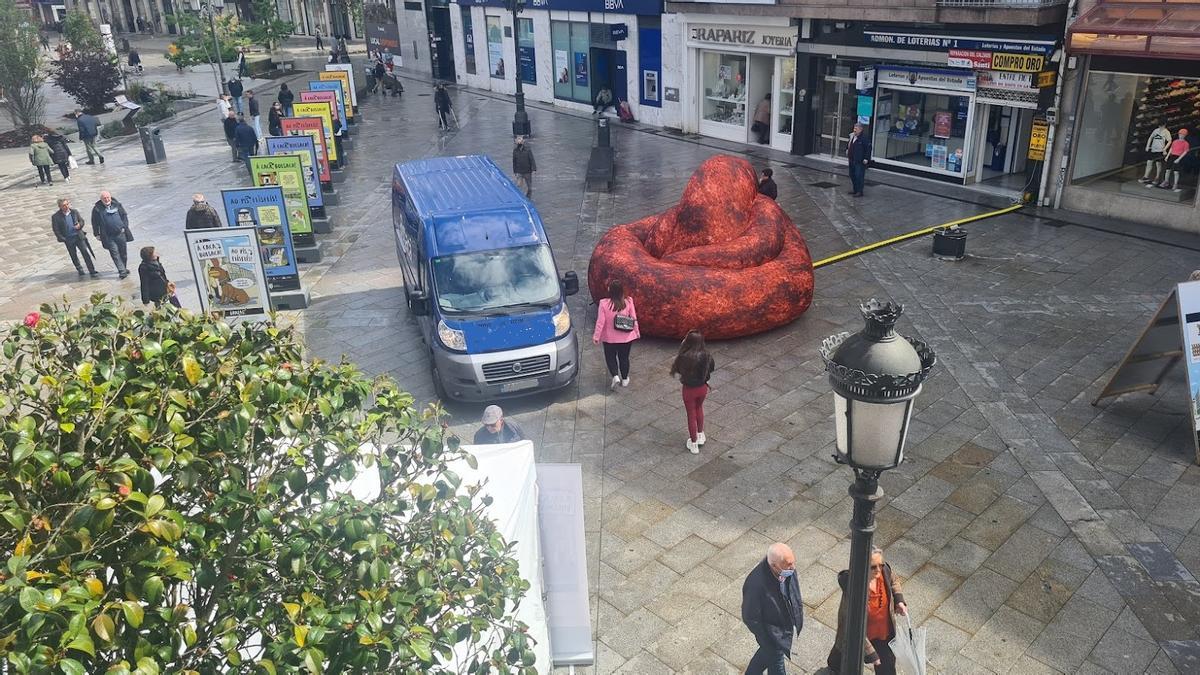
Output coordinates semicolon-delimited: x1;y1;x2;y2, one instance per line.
593;280;640;390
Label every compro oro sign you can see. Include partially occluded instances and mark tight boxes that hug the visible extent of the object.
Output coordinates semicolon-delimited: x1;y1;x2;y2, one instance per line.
990;52;1045;73
686;24;796;54
185;227;272;320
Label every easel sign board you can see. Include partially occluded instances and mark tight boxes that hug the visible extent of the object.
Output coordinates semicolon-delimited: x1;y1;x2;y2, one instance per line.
185;227;272;322
1179;281;1200;463
1094;281;1200;463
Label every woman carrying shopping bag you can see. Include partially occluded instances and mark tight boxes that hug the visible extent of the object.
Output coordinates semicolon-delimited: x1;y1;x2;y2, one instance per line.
593;279;640;391
828;546;908;674
669;330;715;455
44;131;73;182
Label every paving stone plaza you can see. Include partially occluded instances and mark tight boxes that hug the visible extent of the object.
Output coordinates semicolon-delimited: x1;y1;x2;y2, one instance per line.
6;59;1200;673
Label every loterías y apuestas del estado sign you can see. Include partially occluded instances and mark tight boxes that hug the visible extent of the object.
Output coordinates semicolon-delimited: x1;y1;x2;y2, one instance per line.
689;25;796;50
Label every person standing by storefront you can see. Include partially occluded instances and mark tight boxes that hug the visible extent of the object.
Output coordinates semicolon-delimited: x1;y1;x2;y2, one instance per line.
753;93;772;144
848;123;871;197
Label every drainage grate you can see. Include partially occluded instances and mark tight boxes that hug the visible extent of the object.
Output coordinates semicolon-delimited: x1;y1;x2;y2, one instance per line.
810;181;839;189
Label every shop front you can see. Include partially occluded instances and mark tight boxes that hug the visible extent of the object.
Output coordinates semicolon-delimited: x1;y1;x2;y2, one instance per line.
795;24;1057;189
679;17;799;152
449;0;663;122
1058;2;1200;231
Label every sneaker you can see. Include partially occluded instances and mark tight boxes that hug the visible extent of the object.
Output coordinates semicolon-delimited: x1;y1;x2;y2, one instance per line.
696;432;706;445
686;439;700;454
621;378;629;387
1144;182;1157;188
99;156;104;164
1174;188;1183;192
89;270;99;277
610;375;620;391
64;177;70;183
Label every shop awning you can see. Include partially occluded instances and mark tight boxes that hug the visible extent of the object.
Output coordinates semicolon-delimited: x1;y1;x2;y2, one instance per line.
1067;1;1200;59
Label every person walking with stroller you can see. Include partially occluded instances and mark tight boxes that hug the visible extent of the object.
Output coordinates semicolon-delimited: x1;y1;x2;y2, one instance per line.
593;279;640;390
51;198;99;277
434;84;453;130
670;330;715;454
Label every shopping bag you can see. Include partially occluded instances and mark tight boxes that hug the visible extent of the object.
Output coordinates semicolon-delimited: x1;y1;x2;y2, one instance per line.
68;156;78;169
890;614;927;675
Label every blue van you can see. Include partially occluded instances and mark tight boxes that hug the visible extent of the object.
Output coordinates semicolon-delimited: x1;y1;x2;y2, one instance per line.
392;155;581;401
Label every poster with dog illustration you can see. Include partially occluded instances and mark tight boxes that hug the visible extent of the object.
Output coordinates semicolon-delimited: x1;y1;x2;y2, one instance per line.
185;227;271;320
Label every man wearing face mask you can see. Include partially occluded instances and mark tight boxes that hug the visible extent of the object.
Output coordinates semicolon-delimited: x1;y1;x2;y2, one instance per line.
741;542;804;675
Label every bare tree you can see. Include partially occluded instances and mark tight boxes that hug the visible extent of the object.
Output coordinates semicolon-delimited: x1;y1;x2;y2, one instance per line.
0;0;47;132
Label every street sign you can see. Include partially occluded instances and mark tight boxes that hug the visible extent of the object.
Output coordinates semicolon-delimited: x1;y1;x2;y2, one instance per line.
1027;118;1049;161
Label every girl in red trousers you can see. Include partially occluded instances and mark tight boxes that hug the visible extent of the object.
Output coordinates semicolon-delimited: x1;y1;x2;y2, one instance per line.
593;280;641;390
670;330;715;454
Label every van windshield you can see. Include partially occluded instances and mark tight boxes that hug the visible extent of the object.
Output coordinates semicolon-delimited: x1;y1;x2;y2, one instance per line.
432;244;560;314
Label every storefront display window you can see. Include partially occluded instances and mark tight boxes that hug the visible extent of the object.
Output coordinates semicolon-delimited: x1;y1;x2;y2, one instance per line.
873;88;972;175
486;16;504;79
518;18;535;85
702;51;747;127
462;7;475;75
777;58;796;137
551;21;592;104
1071;71;1199;204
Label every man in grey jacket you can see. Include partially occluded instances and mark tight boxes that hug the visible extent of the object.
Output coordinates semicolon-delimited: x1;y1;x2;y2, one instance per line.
91;191;133;278
75;109;104;165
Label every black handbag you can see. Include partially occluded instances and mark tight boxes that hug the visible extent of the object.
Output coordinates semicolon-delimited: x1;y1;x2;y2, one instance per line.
613;313;635;332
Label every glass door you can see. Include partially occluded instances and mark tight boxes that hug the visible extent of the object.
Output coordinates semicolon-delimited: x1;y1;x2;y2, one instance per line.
817;76;856;159
773;57;797;151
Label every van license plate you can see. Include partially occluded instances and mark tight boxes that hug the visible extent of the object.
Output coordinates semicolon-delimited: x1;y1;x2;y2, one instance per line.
500;379;539;393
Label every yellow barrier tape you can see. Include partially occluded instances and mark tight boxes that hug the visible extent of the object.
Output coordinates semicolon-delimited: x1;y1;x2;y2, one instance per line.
812;204;1023;269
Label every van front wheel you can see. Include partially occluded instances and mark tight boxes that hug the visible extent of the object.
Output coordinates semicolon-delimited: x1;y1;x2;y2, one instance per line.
430;354;448;401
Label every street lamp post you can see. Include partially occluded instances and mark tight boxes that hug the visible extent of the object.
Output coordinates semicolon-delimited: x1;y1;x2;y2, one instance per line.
820;300;936;675
200;0;228;95
504;0;531;137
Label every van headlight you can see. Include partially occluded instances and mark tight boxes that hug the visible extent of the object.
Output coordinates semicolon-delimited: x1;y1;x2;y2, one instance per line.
437;320;467;351
553;304;571;338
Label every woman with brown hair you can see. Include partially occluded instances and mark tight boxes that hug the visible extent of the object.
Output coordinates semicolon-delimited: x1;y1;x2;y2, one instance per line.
669;330;715;454
828;546;908;674
592;279;640;390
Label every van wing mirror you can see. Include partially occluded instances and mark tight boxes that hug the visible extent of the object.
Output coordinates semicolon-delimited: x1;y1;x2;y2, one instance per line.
410;290;431;316
561;271;579;296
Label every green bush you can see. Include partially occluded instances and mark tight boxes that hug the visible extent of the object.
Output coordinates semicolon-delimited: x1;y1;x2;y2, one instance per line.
132;88;176;125
99;119;129;139
62;11;104;52
0;299;536;674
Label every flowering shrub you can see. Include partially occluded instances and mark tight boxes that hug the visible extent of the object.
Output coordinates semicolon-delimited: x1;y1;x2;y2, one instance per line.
0;297;536;674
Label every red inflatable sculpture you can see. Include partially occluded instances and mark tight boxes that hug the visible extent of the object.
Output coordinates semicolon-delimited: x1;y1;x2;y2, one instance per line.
588;155;814;340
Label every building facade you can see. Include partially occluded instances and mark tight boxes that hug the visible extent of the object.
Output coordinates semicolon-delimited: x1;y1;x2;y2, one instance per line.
1047;0;1200;232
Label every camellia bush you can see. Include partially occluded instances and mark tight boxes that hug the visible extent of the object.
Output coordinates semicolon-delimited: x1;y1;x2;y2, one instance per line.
0;298;536;674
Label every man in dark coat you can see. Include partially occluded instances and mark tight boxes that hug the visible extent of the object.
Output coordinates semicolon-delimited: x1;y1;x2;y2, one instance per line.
434;84;452;130
91;191;132;279
847;122;872;197
223;110;240;162
75;109;104;164
512;136;536;198
51;197;98;277
227;77;245;114
185;193;224;230
234;116;259;174
741;542;803;675
758;168;778;200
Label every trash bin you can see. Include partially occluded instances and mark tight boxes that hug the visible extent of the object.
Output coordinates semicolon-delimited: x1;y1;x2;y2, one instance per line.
138;126;166;164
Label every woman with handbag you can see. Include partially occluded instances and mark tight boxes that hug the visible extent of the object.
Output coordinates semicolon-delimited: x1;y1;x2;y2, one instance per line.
593;280;640;391
670;330;715;454
44;131;73;182
827;546;908;675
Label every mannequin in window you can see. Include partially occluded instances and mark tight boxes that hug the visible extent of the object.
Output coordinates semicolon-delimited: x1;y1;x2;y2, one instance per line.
1159;128;1191;192
1140;123;1172;186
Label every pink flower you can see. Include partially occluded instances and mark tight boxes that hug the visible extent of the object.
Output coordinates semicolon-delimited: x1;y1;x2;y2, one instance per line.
23;312;39;328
